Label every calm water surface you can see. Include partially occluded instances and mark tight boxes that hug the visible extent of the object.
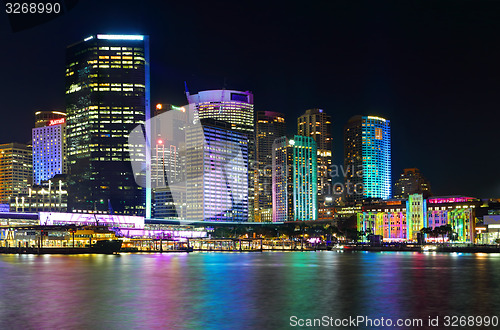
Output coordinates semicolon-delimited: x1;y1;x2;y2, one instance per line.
0;251;499;329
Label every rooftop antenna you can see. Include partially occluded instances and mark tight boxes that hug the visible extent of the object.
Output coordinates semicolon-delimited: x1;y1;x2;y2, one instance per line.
219;82;226;114
184;81;191;103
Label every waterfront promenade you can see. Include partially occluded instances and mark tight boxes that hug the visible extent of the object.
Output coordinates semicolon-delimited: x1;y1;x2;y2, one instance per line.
1;251;499;329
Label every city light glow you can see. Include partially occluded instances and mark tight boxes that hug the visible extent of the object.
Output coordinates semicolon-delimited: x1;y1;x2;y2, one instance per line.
97;34;144;40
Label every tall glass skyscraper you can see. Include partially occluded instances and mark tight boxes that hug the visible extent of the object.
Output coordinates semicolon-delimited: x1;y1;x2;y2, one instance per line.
297;108;333;206
32;111;67;185
272;135;317;222
344;115;391;204
255;111;286;222
185;119;249;222
187;89;255;220
151;103;188;219
65;34;150;215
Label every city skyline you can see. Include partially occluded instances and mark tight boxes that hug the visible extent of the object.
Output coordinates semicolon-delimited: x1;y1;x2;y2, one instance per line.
2;3;500;329
1;0;500;199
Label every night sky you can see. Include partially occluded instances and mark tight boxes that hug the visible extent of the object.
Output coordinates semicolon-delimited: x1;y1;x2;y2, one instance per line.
1;0;500;198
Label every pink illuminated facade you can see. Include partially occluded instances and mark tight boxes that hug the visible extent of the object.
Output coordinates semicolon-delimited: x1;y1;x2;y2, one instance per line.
357;199;408;240
39;212;144;228
37;212;207;238
427;196;475;204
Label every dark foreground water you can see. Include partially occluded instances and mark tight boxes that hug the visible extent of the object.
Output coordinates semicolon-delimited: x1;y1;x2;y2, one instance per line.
0;251;499;329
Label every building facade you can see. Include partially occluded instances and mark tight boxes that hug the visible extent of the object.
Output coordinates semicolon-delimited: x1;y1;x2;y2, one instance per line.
357;199;408;240
272;135;317;222
426;196;478;242
10;174;67;212
357;195;477;242
32;111;67;185
344;115;391;204
406;193;427;240
65;34;150;215
297;108;332;207
186;119;249;222
0;143;32;205
150;103;188;219
187;89;255;220
393;168;432;199
255;111;286;222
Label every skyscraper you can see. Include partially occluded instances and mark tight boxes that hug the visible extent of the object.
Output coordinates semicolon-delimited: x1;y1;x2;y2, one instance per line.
32;111;67;185
185;119;249;222
0;143;32;205
272;135;317;222
394;168;432;199
344;115;391;204
151;103;188;219
297;108;332;206
187;89;255;220
255;111;286;222
65;34;150;215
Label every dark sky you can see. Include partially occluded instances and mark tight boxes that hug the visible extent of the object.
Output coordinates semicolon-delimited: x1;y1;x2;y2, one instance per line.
1;0;500;198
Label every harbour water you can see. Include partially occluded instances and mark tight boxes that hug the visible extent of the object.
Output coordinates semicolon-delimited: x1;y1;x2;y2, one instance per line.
0;251;499;329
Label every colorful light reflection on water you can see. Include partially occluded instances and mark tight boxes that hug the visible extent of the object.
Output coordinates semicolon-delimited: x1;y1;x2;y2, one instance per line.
0;252;499;329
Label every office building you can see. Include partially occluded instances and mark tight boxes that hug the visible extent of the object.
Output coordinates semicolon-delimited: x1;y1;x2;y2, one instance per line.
298;108;332;206
272;135;317;222
187;89;255;220
150;103;188;219
394;168;432;199
65;34;150;215
185;119;249;222
0;143;32;205
344;115;391;204
255;111;286;222
32;111;67;185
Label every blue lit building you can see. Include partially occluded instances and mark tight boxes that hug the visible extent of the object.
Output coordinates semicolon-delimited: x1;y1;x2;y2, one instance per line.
32;111;67;185
344;115;391;204
272;135;317;222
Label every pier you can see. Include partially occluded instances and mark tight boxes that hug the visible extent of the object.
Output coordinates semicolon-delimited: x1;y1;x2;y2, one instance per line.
189;238;319;252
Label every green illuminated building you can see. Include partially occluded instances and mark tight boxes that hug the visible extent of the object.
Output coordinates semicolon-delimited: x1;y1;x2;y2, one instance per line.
406;193;426;241
272;135;317;222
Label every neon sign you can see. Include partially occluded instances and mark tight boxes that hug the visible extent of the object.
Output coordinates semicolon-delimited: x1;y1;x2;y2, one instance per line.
428;197;475;204
48;118;65;126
